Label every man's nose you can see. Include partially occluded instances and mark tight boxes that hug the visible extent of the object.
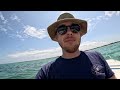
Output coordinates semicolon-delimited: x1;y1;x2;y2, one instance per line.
66;27;73;35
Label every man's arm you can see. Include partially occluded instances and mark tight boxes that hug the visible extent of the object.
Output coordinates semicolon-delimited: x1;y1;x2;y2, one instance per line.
108;74;117;79
96;51;117;79
35;68;47;79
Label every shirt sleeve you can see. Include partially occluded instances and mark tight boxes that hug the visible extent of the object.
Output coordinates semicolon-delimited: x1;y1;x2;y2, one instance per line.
35;68;47;79
35;61;54;79
96;51;114;78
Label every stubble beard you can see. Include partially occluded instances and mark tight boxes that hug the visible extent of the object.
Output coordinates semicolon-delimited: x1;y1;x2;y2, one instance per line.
59;41;80;53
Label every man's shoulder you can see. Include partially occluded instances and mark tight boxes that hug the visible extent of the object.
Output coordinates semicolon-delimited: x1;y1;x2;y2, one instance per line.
83;50;103;58
84;50;100;55
41;57;60;69
83;50;105;64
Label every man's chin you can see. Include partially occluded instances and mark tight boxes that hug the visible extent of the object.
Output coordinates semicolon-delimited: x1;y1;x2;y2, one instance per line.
59;43;80;53
66;50;77;53
64;47;79;53
64;41;76;45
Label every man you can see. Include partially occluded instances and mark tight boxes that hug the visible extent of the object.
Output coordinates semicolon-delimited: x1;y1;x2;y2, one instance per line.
36;13;117;79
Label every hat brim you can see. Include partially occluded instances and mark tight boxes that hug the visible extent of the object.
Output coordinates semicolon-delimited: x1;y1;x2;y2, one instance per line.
47;18;87;41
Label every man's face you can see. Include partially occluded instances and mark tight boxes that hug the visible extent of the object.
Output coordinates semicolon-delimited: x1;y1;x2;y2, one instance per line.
54;21;82;53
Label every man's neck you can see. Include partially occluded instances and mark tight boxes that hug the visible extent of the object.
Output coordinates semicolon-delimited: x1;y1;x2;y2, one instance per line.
62;50;80;59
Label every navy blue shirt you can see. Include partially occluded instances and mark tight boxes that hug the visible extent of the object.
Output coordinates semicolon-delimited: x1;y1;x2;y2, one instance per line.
35;51;114;79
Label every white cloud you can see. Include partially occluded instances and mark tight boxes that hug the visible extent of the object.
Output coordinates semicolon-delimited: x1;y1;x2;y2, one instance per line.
96;16;104;20
16;34;25;41
80;41;109;51
116;11;120;16
7;30;25;41
0;25;7;33
8;47;61;58
85;16;102;32
1;28;7;32
10;14;21;22
16;34;22;38
7;47;62;63
3;19;8;24
23;25;47;39
104;11;120;17
0;12;5;20
5;41;110;64
0;12;8;24
85;11;120;32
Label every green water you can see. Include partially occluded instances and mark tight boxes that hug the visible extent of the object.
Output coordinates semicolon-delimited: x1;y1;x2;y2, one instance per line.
91;41;120;60
0;57;57;79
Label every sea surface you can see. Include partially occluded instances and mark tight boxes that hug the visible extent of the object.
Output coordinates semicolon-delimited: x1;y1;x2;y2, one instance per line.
0;41;120;79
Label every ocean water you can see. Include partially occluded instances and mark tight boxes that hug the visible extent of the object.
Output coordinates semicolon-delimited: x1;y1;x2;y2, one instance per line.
0;41;120;79
90;41;120;60
0;57;57;79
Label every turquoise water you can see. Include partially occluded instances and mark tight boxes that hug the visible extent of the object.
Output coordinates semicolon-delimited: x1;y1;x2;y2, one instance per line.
90;41;120;60
0;41;120;79
0;57;57;79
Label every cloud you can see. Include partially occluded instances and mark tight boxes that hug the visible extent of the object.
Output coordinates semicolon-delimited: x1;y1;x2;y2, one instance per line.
96;16;104;20
116;11;120;16
23;25;47;39
7;31;25;41
7;47;62;63
16;34;25;41
85;17;102;32
0;25;7;33
80;41;109;51
10;14;21;22
85;11;120;32
3;20;8;24
0;12;8;24
104;11;120;17
8;48;61;58
6;41;110;64
0;41;110;64
0;12;5;20
5;24;48;41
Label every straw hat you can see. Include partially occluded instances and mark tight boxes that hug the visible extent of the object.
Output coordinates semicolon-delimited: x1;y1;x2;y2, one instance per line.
47;13;87;41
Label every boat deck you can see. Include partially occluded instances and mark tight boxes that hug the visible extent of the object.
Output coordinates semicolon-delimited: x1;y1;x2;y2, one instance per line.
107;59;120;79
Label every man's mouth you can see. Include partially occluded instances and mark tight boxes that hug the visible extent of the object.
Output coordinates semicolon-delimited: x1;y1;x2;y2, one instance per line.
64;38;75;42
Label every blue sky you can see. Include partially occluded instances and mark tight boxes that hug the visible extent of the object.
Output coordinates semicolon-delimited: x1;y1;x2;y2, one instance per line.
0;11;120;64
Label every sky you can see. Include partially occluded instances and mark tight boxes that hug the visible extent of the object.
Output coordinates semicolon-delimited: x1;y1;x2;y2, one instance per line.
0;11;120;64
